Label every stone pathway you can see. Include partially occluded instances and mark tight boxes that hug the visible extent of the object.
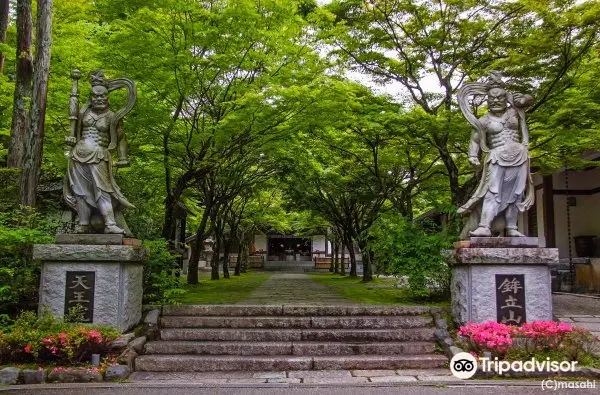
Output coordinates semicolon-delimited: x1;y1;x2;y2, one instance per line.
238;273;352;305
553;293;600;339
129;369;456;384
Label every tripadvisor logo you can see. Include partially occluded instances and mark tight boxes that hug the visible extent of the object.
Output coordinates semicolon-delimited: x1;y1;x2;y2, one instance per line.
450;352;477;379
449;352;579;379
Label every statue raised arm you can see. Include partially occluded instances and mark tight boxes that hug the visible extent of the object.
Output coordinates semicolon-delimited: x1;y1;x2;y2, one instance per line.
457;72;534;239
63;70;137;235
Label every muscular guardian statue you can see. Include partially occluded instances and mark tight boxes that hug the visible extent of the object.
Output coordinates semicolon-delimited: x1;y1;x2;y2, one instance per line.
457;72;535;239
63;70;137;235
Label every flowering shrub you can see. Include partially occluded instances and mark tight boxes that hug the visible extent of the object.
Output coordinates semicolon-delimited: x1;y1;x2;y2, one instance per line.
519;321;573;340
0;310;120;365
457;321;515;356
457;320;598;363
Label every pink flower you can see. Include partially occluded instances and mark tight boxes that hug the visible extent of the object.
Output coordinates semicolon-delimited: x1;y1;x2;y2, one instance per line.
58;332;68;344
88;329;103;344
24;344;32;353
457;321;514;354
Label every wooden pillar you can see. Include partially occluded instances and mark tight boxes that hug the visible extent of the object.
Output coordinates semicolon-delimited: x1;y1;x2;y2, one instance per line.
542;175;556;248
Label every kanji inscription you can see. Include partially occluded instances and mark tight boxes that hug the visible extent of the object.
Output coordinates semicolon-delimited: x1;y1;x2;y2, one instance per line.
495;274;526;325
64;271;95;322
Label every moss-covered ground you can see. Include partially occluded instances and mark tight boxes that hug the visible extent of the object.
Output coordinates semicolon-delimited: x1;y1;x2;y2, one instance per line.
310;273;450;306
172;271;273;304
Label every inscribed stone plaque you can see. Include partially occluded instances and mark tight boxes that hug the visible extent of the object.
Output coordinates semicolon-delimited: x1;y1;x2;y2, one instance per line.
64;271;95;322
496;274;526;325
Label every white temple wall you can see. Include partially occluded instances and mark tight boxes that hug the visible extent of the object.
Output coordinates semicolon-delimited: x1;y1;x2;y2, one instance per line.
254;234;268;252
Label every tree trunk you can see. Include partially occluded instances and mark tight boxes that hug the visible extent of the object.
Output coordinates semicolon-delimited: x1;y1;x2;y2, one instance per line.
20;0;52;206
329;239;334;272
162;193;177;242
222;237;230;279
223;215;239;279
333;241;339;274
340;240;346;276
240;232;251;273
358;239;373;282
0;0;9;73
434;134;462;207
345;233;357;277
187;208;210;284
7;0;33;169
241;245;249;273
160;96;185;242
234;243;242;276
211;231;220;280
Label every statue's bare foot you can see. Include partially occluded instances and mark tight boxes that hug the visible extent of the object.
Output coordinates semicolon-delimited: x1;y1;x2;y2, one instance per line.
506;228;525;237
75;224;90;234
105;224;124;234
470;226;491;237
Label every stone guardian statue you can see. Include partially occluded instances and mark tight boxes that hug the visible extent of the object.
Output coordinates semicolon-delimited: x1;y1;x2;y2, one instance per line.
63;70;137;235
457;72;535;239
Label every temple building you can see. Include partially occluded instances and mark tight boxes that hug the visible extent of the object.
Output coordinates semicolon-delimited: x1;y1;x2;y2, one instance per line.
520;153;600;293
252;232;329;261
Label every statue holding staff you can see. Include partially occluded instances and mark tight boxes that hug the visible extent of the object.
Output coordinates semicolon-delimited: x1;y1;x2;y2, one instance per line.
63;70;137;235
457;72;535;239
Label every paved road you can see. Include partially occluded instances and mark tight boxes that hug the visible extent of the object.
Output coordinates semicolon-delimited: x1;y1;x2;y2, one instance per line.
239;273;352;305
553;293;600;316
2;380;597;395
553;293;600;339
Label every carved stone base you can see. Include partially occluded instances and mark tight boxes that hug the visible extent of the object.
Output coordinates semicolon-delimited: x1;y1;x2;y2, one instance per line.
447;239;556;325
33;244;146;332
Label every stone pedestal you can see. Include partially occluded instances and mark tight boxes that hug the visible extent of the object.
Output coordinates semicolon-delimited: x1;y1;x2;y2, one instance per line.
447;237;556;325
34;238;146;332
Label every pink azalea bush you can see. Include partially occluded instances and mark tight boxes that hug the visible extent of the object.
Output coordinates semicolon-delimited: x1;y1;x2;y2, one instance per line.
0;311;119;365
457;320;594;359
457;321;515;356
33;326;114;363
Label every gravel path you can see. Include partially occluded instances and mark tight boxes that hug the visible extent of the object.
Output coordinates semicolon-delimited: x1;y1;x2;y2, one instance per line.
238;273;352;305
553;293;600;339
552;293;600;316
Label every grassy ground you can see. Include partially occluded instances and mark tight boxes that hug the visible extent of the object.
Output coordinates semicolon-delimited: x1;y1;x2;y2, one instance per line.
310;273;450;306
171;271;272;304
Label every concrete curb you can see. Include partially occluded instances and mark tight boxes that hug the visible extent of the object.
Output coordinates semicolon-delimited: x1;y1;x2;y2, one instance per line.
0;378;593;391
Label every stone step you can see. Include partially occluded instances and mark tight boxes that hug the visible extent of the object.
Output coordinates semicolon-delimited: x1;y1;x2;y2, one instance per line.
292;341;436;356
161;305;440;317
312;355;447;370
160;328;436;342
160;315;433;329
135;354;446;372
145;341;293;355
144;341;436;356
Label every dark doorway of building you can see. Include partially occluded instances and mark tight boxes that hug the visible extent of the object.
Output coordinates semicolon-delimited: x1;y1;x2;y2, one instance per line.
267;237;311;261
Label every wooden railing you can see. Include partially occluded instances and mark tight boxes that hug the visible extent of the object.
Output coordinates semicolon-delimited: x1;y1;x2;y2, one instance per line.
248;255;264;269
226;255;264;269
314;257;331;269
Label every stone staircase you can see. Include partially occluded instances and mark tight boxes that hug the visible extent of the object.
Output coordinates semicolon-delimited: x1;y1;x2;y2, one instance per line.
135;305;447;372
